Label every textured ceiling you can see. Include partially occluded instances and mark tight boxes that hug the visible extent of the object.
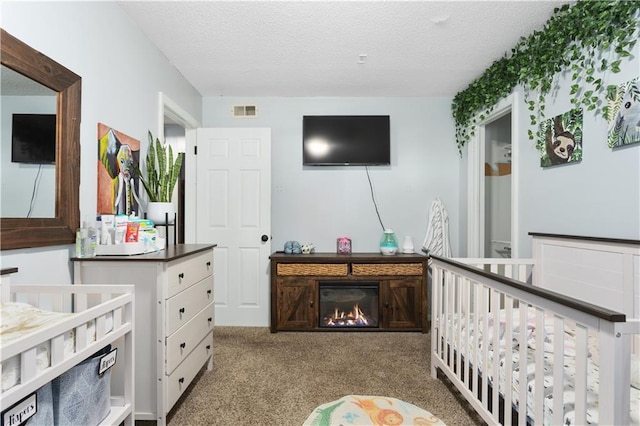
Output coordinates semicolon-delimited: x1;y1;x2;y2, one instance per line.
118;0;566;97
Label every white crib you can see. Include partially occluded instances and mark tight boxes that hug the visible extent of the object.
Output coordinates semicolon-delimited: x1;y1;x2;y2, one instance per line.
430;233;640;426
0;275;134;426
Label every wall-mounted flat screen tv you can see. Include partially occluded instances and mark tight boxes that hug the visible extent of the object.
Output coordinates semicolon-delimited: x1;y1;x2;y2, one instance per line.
303;115;390;166
11;113;56;164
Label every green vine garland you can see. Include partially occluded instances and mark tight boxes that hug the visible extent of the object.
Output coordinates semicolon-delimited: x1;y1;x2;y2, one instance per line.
452;0;640;154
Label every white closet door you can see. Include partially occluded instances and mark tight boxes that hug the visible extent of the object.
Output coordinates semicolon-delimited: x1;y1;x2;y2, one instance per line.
195;127;271;326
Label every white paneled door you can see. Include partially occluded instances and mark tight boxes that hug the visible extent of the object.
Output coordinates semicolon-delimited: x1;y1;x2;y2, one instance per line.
195;128;271;326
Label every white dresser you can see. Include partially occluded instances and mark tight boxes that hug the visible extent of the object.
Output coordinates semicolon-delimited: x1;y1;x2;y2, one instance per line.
72;244;215;425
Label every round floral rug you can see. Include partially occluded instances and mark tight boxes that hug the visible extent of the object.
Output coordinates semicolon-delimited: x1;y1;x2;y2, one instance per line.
303;395;447;426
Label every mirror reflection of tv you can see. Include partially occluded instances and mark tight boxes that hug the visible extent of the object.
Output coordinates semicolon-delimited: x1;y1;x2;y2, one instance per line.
303;115;390;166
11;113;56;164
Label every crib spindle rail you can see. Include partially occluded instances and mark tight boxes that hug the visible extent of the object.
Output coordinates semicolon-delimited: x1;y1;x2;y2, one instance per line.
430;255;633;426
451;257;534;283
2;285;134;411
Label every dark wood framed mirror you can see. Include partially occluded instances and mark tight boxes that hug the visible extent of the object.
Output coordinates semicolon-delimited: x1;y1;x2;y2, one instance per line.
1;28;81;250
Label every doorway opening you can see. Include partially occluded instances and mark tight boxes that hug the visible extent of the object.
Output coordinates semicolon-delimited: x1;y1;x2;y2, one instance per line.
163;123;186;243
466;93;519;258
158;92;199;244
484;113;512;258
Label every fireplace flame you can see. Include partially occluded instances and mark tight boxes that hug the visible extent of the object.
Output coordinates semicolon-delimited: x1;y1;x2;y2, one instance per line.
324;303;371;326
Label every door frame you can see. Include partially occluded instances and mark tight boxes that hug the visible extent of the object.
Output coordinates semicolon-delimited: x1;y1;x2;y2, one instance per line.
466;92;520;258
156;92;200;243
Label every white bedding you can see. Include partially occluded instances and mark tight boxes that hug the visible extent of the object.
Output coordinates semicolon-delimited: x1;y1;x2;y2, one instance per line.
0;301;113;392
443;307;640;425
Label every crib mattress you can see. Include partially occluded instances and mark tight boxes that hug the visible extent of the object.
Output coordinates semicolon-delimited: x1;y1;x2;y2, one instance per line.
442;307;640;425
0;301;113;392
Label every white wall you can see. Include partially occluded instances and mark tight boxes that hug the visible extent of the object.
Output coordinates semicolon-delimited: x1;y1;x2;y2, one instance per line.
5;2;632;277
457;45;640;258
513;47;640;256
201;97;460;254
0;2;202;283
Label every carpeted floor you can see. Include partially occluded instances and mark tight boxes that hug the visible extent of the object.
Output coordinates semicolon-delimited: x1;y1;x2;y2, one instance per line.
152;327;485;425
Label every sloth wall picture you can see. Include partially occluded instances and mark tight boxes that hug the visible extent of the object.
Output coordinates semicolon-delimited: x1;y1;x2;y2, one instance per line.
606;77;640;148
536;108;583;168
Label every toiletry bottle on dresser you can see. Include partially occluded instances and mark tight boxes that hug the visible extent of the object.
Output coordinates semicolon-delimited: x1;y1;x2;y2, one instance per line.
76;225;88;257
76;218;98;257
87;220;98;257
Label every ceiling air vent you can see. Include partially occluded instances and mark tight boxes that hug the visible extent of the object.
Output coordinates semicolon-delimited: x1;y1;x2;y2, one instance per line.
232;104;257;118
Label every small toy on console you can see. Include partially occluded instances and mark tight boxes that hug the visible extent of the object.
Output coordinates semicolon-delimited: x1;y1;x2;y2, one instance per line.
337;237;352;254
284;241;302;254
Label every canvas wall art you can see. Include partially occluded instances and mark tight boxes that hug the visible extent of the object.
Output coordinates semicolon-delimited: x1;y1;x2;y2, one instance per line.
606;77;640;148
536;108;583;168
97;123;141;215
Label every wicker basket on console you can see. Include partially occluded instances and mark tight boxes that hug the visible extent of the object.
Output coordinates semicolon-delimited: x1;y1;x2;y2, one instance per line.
277;263;348;276
352;263;423;276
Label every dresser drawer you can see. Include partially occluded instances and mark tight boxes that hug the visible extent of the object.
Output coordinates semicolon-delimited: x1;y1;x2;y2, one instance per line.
166;276;214;335
166;332;213;411
166;301;214;374
167;251;213;298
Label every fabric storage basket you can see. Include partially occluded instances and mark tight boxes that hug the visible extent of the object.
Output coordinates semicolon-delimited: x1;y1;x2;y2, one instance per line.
51;345;111;426
24;382;54;425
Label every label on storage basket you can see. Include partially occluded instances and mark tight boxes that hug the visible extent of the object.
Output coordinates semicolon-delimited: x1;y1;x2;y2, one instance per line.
98;348;118;376
2;393;37;426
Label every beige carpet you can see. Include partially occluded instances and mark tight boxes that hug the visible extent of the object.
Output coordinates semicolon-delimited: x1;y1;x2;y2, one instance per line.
160;327;484;426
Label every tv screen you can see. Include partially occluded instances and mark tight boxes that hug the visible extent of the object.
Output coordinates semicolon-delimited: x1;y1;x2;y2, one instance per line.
303;115;390;166
11;113;56;164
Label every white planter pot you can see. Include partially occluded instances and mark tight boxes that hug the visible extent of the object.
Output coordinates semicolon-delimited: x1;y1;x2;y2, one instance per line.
146;202;175;225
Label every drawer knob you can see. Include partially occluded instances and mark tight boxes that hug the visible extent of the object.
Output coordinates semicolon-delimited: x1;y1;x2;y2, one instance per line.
179;377;185;384
180;342;186;349
206;345;211;350
207;289;212;297
178;272;185;281
206;261;211;268
179;307;185;317
208;317;212;323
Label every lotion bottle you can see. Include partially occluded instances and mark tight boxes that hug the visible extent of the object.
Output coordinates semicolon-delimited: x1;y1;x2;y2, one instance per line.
75;225;88;257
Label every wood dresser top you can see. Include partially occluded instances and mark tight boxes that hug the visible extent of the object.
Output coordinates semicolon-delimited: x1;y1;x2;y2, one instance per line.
71;244;216;263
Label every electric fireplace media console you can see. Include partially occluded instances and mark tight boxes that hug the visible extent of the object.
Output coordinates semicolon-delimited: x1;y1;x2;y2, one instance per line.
269;252;429;332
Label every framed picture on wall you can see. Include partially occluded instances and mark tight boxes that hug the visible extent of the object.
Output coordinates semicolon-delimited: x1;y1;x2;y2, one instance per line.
97;123;142;215
605;77;640;149
536;108;583;168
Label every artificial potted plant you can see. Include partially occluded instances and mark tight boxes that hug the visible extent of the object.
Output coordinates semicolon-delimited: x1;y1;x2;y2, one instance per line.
137;130;184;224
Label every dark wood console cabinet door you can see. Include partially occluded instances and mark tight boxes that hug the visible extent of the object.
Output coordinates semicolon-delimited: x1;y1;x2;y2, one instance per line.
276;277;316;329
381;278;422;329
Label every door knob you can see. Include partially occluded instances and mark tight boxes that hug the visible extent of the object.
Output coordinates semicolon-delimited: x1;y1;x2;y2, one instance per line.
261;234;269;242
